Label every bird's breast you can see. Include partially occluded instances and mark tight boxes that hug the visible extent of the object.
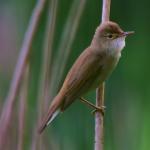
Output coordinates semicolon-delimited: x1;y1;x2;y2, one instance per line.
92;54;120;88
102;55;120;77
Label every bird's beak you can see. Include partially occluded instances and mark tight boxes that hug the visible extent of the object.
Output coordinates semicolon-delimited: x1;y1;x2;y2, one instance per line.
120;31;134;37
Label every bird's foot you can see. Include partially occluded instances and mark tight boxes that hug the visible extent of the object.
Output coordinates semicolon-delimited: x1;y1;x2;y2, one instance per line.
80;97;106;116
91;105;106;116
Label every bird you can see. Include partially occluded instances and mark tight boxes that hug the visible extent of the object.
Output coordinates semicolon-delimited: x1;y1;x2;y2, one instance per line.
38;21;134;133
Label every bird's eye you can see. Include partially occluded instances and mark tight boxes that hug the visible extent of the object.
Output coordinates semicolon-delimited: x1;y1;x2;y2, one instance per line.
107;34;113;39
104;33;116;39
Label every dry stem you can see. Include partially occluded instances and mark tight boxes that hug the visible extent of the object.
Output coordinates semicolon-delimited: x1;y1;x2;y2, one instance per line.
31;1;58;150
95;0;111;150
17;65;29;150
95;83;105;150
102;0;111;22
0;0;47;147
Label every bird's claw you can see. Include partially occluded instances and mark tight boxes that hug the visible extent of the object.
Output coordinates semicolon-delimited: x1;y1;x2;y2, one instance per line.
91;106;106;116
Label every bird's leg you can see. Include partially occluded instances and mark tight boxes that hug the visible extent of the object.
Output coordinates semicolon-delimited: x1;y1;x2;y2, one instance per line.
79;97;105;115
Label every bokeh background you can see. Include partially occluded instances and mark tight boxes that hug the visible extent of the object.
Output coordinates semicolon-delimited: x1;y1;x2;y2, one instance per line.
0;0;150;150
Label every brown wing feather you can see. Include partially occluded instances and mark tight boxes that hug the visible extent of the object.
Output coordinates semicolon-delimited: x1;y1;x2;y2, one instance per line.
60;48;104;110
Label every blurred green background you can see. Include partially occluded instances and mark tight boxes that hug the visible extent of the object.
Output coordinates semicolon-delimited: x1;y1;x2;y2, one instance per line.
0;0;150;150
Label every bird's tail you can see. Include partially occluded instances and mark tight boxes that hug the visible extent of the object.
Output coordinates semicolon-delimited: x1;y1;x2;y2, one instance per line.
38;93;64;134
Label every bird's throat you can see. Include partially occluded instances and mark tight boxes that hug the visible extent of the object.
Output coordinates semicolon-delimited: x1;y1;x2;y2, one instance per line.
108;37;125;57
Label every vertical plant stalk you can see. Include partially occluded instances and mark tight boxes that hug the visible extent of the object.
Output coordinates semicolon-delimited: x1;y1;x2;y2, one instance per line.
38;0;58;131
0;0;47;147
101;0;111;22
42;0;58;109
17;66;29;150
95;83;105;150
94;0;111;150
31;1;58;150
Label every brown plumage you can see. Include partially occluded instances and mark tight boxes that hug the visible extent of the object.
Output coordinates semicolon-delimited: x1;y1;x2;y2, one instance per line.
38;21;134;133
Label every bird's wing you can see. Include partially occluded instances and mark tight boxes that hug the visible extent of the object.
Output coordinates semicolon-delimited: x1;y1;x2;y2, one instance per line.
61;48;104;110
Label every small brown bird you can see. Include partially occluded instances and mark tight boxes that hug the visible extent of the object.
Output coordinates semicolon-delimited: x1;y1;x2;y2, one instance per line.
39;21;134;133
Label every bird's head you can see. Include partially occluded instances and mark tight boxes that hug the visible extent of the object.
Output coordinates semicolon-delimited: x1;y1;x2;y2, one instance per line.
92;21;134;52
